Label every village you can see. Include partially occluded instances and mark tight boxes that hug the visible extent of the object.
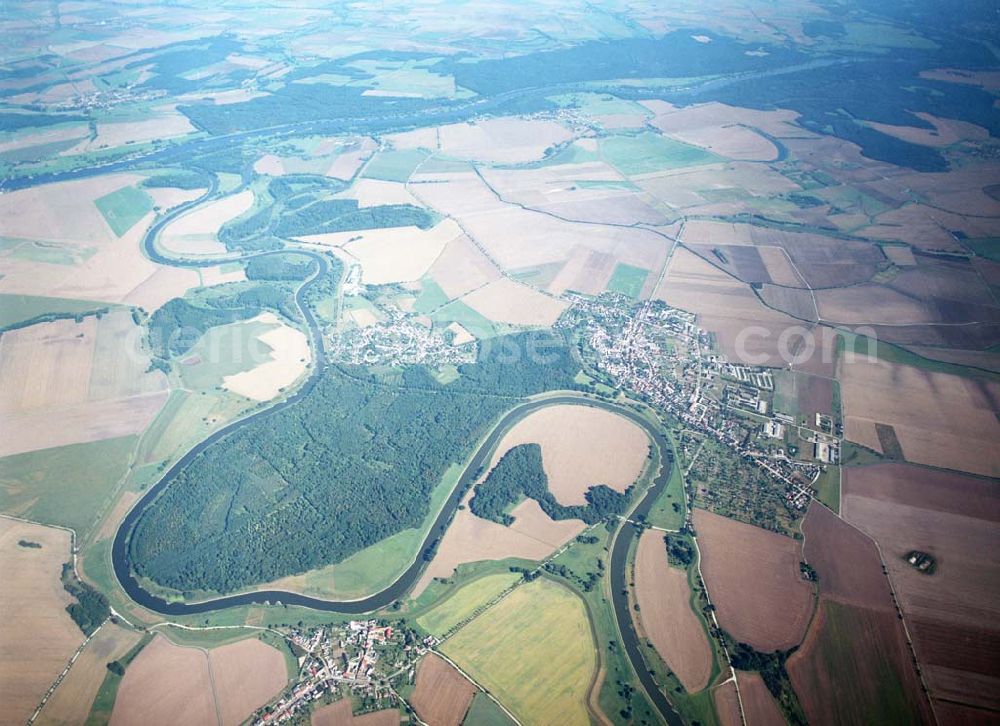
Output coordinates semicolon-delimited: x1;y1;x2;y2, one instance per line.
557;293;834;518
252;620;431;725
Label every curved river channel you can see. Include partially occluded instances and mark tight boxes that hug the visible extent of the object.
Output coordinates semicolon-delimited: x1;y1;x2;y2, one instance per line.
112;178;683;724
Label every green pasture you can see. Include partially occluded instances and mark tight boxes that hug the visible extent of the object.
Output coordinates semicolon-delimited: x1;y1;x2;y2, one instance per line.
606;262;649;298
600;132;720;175
94;185;154;237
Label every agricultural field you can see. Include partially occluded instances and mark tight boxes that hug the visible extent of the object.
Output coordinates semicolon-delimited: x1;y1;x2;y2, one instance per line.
693;509;813;651
0;311;169;457
36;622;142;726
0;518;84;725
159;189;254;256
440;578;597;726
633;530;712;693
410;653;477;726
488;403;650;506
109;634;288;726
838;355;1000;476
842;463;1000;717
416;572;522;637
94;185;154;237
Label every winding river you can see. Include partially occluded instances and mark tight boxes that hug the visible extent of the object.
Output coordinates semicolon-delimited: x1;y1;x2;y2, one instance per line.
109;173;682;723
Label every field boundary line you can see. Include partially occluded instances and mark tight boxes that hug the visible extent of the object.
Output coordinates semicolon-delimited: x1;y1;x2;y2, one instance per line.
429;649;523;726
28;618;108;725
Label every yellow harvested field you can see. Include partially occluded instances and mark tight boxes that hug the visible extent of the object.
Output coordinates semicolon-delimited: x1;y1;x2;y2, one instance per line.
838;356;1000;477
209;638;289;726
299;220;461;285
340;178;421;207
694;509;814;652
463;278;567;327
634;531;712;692
507;499;587;547
145;185;205;211
37;622;141;726
110;636;216;726
0;312;169;456
490;404;649;506
437;117;573;164
160;189;254;256
254;154;285;175
0;518;85;726
412;502;581;597
427;234;502;298
223;313;311;402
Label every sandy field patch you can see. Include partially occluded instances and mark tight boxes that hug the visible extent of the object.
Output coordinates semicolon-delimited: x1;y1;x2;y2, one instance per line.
160;189;254;256
37;622;141;726
412;501;582;597
489;404;649;506
548;245;618;296
313;699;353;726
838;356;1000;477
437;117;573;164
223;313;311;401
463;277;567;327
254;154;285;175
209;638;288;726
713;680;742;726
919;68;1000;92
736;671;784;726
881;245;917;266
339;178;421;208
693;508;813;651
842;463;1000;713
634;530;712;692
349;308;380;328
110;636;216;726
0;312;169;455
427;234;502;298
96;491;140;542
146;185;205;212
867;112;990;148
0;124;88;154
410;653;476;726
299;220;461;285
0;519;84;725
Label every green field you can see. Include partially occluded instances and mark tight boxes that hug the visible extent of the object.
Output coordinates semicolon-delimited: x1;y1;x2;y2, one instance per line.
606;262;649;298
0;436;136;536
814;467;840;513
441;578;596;725
362;149;429;182
416;572;521;636
600;132;720;175
178;318;279;390
0;293;114;330
413;277;449;313
965;237;1000;262
549;92;652;118
463;693;517;726
94;185;154;237
432;300;497;339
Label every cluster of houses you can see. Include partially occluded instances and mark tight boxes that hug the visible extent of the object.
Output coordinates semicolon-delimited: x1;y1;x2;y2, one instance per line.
559;294;830;512
254;621;425;725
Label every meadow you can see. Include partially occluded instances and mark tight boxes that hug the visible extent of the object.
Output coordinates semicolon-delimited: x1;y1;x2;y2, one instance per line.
599;132;721;176
416;571;521;636
440;577;597;725
94;185;154;237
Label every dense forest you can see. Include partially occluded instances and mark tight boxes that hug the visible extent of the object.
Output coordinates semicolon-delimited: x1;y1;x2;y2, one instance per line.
244;254;314;281
129;331;583;594
470;443;631;526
